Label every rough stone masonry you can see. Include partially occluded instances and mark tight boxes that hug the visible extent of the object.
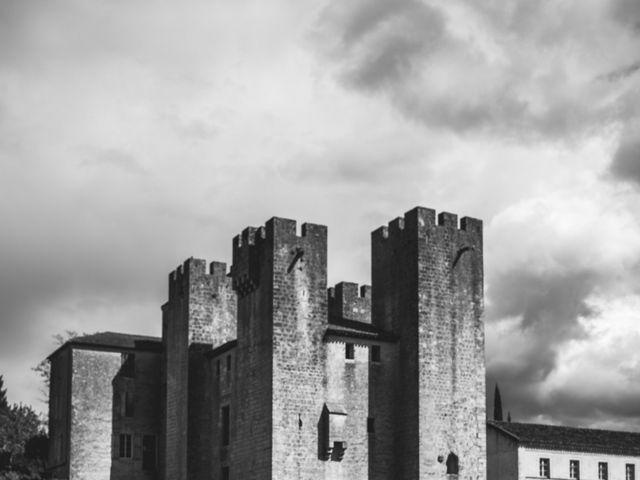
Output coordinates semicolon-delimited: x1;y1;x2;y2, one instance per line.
47;206;486;480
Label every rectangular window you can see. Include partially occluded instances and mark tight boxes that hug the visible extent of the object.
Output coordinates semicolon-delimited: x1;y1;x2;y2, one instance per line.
221;405;230;446
345;343;354;360
221;466;229;480
371;345;381;362
539;458;550;478
367;417;375;434
627;464;635;480
120;353;135;378
599;462;608;480
570;460;580;479
118;433;132;458
121;392;134;417
142;435;157;471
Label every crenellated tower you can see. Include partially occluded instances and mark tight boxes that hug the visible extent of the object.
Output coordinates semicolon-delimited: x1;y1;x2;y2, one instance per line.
231;217;328;479
371;207;486;480
160;258;236;480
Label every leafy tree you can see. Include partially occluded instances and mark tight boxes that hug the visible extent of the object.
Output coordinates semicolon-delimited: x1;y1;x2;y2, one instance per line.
32;331;81;403
0;377;7;412
0;378;47;479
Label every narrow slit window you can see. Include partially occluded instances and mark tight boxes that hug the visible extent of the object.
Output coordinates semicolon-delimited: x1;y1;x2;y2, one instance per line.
367;417;375;434
345;343;354;360
221;405;230;446
118;433;132;458
371;345;381;362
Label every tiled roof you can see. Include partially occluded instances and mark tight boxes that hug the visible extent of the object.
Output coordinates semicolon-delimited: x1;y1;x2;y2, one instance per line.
324;317;397;343
488;421;640;456
49;331;161;358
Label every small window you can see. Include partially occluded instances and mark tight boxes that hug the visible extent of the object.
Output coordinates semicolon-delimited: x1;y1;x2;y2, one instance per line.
599;462;608;480
221;466;230;480
446;452;459;475
570;460;580;479
627;464;635;480
121;392;134;417
118;433;132;458
539;458;550;478
221;405;230;446
345;343;354;360
121;353;135;378
142;435;157;471
367;417;375;434
371;345;381;363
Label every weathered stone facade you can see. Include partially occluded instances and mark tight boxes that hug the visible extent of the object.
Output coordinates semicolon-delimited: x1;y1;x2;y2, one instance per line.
47;206;486;480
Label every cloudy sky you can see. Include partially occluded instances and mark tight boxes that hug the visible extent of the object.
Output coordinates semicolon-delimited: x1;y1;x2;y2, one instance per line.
1;0;640;430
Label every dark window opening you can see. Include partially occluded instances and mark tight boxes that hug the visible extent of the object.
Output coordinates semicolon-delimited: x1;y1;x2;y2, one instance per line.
221;466;230;480
118;433;132;458
367;417;375;434
627;464;635;480
122;392;134;417
345;343;354;360
599;462;608;480
371;345;381;362
446;452;459;475
120;353;135;378
221;405;230;446
540;458;550;478
570;460;580;480
142;435;157;471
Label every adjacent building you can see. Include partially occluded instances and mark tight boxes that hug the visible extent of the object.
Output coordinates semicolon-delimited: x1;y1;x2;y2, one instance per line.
47;206;487;480
488;421;640;480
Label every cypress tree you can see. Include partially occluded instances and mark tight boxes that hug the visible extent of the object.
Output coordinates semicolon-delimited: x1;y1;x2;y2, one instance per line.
493;383;503;421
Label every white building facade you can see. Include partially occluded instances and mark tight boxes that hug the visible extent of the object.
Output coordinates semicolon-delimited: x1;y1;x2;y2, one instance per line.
488;421;640;480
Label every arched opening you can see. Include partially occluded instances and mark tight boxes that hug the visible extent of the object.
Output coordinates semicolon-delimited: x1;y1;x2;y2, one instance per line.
446;452;459;475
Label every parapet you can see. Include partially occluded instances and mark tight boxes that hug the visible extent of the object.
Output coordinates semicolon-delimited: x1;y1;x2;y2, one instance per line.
230;216;327;297
168;257;231;301
328;282;371;324
371;206;482;244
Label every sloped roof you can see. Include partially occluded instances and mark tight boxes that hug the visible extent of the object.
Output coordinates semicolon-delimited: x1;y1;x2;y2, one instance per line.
488;421;640;456
325;317;397;343
48;331;162;358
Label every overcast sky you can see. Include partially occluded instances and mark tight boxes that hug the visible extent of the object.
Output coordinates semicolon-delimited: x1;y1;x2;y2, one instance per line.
1;0;640;431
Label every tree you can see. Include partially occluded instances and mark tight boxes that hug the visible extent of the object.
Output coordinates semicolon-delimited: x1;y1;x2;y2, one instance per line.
32;331;81;403
493;383;503;421
0;377;7;413
0;376;47;479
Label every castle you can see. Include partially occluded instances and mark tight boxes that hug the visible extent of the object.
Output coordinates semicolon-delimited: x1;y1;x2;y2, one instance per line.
46;206;487;480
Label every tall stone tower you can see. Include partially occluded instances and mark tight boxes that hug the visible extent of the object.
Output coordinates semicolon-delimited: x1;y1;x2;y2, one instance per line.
161;258;236;480
231;217;328;479
371;207;486;480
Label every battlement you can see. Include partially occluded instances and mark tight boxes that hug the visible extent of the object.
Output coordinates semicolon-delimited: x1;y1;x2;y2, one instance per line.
168;257;230;301
371;206;482;242
328;282;371;323
231;217;327;297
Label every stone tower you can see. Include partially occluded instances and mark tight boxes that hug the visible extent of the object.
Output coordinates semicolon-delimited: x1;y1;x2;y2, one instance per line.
161;258;236;480
231;218;328;479
371;207;486;480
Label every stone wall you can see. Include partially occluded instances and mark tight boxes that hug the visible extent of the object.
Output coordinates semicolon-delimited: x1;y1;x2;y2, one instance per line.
48;347;71;479
372;207;486;480
69;349;121;480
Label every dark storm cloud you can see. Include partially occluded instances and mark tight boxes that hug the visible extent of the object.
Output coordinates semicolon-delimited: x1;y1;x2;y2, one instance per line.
609;130;640;186
313;0;640;139
486;270;596;384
